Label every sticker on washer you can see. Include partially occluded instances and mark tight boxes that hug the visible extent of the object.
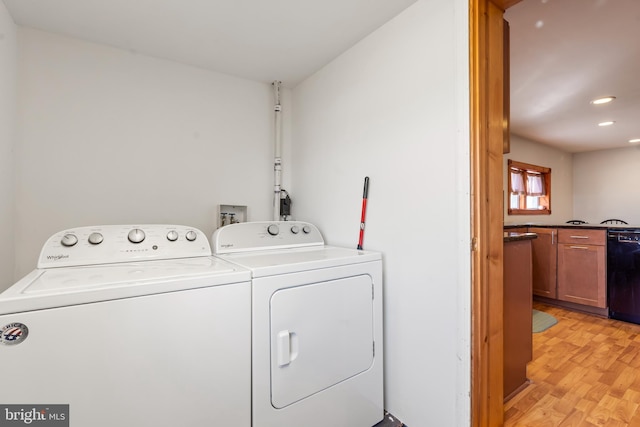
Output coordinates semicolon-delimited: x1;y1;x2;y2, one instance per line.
0;322;29;346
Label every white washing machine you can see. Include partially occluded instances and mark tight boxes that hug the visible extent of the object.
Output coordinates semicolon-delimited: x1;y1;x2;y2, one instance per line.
212;221;384;427
0;225;252;427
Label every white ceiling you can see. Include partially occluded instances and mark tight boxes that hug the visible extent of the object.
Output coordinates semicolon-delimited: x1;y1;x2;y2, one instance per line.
2;0;418;88
506;0;640;153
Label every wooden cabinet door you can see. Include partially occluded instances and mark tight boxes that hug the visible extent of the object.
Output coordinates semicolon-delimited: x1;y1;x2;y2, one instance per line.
529;228;557;299
503;239;532;399
557;243;606;308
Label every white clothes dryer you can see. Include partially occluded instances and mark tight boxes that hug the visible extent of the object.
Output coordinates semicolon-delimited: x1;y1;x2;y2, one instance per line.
212;221;384;427
0;225;252;427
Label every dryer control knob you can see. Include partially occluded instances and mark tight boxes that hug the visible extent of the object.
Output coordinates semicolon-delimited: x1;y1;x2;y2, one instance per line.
61;233;78;247
127;228;145;244
88;232;104;245
267;224;280;236
290;225;300;234
185;230;197;241
166;230;179;241
302;225;312;234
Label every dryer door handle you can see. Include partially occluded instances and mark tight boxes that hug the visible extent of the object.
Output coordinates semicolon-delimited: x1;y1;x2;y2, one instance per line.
277;330;299;367
277;330;292;366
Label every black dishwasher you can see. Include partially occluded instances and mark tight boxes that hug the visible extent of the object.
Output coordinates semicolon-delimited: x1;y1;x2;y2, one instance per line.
608;229;640;324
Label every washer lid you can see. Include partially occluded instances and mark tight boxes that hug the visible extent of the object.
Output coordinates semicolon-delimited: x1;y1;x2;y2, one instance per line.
0;257;250;315
217;245;381;277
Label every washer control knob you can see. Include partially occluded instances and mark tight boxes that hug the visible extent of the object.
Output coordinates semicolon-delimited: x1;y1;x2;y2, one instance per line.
267;224;280;236
127;229;145;244
302;225;312;234
61;233;78;247
185;230;197;241
88;232;104;245
166;230;179;241
290;225;300;234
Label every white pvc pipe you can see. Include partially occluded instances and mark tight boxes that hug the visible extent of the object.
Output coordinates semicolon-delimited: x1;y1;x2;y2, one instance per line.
273;81;282;221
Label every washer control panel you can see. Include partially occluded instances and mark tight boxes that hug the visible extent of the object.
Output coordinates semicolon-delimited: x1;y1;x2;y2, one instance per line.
212;221;324;254
38;225;211;268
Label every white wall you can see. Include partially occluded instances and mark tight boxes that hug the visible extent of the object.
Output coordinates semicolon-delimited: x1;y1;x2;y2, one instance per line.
10;3;473;424
573;146;640;225
0;3;16;290
504;134;574;225
13;28;287;282
291;0;470;425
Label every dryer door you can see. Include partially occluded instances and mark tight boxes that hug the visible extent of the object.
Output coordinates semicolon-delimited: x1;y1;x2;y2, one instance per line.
269;275;374;408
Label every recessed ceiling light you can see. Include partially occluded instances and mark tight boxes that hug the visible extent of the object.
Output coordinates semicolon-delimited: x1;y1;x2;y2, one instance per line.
629;138;640;143
591;96;616;105
598;121;615;127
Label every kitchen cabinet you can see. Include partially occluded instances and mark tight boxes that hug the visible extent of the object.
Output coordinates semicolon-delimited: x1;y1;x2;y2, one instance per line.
528;228;557;299
503;18;510;154
557;229;606;308
503;234;534;400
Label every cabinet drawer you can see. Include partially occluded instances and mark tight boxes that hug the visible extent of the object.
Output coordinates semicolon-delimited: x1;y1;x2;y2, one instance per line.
558;229;605;246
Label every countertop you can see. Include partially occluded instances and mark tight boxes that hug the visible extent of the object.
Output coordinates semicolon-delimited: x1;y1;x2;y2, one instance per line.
503;223;640;231
504;232;538;242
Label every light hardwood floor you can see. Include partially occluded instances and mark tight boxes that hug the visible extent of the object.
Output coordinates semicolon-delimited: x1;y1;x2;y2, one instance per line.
504;302;640;426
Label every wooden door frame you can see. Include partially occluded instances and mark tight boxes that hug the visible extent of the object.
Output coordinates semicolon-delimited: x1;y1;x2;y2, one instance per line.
469;0;521;426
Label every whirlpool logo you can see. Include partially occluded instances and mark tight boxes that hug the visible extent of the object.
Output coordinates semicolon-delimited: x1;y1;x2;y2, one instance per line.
45;254;69;261
0;323;29;346
0;405;68;426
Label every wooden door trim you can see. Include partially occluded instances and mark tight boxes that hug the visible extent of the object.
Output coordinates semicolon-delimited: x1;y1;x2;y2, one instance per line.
469;0;522;426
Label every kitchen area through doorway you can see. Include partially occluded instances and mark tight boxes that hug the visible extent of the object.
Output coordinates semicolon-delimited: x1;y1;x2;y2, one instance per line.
502;222;640;425
501;0;640;423
504;301;640;426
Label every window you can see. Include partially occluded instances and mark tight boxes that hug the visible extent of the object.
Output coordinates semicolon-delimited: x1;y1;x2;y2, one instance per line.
507;159;551;215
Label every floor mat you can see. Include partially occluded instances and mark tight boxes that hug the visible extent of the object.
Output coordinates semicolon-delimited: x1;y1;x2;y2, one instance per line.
533;309;558;333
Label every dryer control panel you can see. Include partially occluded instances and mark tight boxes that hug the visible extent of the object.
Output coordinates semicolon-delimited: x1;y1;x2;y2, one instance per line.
38;225;211;268
212;221;324;254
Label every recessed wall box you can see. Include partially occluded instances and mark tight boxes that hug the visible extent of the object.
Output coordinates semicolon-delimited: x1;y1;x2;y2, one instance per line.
217;205;248;228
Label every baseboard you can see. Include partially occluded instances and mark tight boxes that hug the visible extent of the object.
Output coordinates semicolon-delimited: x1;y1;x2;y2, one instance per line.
533;296;608;318
504;379;531;402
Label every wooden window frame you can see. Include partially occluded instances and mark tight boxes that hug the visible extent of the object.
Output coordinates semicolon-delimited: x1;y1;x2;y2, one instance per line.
507;159;551;215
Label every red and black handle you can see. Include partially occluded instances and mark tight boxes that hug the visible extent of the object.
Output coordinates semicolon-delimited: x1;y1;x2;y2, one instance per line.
357;176;369;250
